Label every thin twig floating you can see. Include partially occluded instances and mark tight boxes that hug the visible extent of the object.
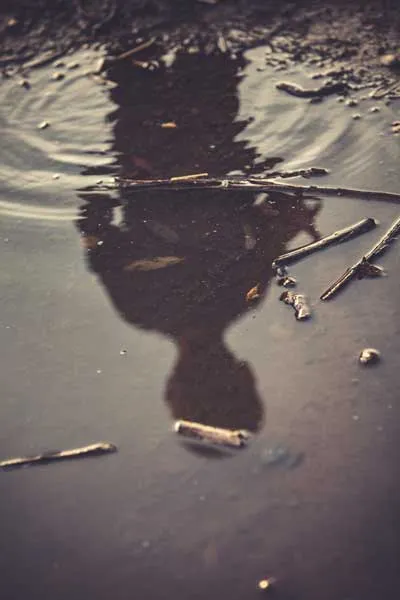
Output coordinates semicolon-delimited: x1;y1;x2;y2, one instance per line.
320;214;400;300
114;176;400;204
174;420;250;449
272;217;378;268
0;442;117;470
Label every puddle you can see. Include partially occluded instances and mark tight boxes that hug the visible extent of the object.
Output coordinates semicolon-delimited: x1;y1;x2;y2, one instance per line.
0;44;399;600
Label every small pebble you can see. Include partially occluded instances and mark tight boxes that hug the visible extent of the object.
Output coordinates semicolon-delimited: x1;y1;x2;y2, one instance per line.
51;72;65;81
119;349;127;355
67;62;80;70
369;106;380;113
345;98;358;106
258;578;276;592
380;53;400;68
352;113;362;120
19;79;30;89
37;121;50;130
359;348;380;365
52;174;60;180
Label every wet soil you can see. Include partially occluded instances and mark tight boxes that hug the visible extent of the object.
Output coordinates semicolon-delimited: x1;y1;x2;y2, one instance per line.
1;2;400;600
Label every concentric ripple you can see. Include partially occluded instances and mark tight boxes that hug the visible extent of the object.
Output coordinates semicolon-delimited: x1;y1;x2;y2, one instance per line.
235;46;399;188
0;48;117;223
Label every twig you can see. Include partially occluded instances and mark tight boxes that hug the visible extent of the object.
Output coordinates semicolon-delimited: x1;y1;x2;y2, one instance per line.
320;215;400;300
276;81;347;98
114;37;157;61
115;176;400;204
272;217;378;268
174;420;250;449
0;442;117;470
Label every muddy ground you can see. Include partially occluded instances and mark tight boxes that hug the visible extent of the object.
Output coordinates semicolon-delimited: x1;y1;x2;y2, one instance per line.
1;0;400;90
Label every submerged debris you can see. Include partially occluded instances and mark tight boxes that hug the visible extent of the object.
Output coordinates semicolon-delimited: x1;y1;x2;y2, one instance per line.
359;348;381;365
272;217;377;269
321;215;400;300
276;80;347;98
124;256;184;271
0;442;117;470
280;291;311;320
174;420;250;449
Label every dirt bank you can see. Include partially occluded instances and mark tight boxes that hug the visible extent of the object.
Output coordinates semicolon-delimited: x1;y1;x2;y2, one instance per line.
1;0;399;92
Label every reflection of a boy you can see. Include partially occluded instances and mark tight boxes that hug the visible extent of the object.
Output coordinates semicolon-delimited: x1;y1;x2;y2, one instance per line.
77;189;320;436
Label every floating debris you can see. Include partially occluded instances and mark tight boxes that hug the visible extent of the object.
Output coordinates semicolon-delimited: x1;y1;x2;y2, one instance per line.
357;259;386;279
280;291;312;320
37;120;50;130
124;256;184;271
321;215;400;301
174;420;250;449
170;172;208;182
359;348;381;365
261;445;304;469
246;284;261;303
266;166;329;179
272;217;377;269
276;80;346;98
276;275;297;288
0;442;117;470
116;176;400;203
7;17;18;28
258;578;276;592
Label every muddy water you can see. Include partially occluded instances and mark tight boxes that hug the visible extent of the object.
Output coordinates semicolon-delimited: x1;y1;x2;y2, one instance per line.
0;45;399;600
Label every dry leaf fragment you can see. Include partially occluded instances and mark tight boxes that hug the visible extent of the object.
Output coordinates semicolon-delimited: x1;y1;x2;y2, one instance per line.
246;284;261;303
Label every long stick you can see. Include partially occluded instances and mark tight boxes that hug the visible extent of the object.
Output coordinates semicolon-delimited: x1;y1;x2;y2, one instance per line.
0;442;117;470
272;217;378;268
114;177;400;203
320;215;400;301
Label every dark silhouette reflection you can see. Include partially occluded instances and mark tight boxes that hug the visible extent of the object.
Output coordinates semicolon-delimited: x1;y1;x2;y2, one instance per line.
77;190;320;438
77;52;321;446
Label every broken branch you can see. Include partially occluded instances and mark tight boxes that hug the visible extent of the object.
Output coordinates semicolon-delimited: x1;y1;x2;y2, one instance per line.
320;214;400;300
113;176;400;204
0;442;117;470
272;217;378;268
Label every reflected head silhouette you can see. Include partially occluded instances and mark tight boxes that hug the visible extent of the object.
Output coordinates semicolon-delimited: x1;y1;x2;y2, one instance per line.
77;189;320;439
77;50;321;448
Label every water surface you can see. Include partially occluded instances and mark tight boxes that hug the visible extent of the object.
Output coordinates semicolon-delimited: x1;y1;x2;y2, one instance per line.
1;44;399;600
